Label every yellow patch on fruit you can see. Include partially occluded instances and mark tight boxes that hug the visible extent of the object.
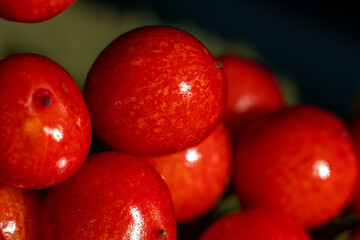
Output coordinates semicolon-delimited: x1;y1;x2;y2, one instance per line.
23;118;42;136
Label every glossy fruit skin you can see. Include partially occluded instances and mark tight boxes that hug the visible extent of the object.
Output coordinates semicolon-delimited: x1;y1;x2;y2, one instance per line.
84;25;226;157
0;53;92;189
0;182;43;240
233;105;358;228
42;151;177;240
0;0;76;23
217;54;284;138
199;209;311;240
144;123;232;223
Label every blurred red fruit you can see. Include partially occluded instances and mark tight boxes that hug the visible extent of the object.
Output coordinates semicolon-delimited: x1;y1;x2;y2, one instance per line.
217;54;284;139
199;209;311;240
144;123;232;222
233;105;358;228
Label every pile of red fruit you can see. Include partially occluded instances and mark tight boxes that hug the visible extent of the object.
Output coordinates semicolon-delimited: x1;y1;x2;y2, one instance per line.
1;1;360;240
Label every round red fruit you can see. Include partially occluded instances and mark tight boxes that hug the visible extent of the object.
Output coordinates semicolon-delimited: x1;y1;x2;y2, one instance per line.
84;25;226;156
217;54;284;138
144;123;232;223
0;53;92;189
233;105;358;228
199;209;311;240
0;0;76;23
0;182;43;240
42;151;177;240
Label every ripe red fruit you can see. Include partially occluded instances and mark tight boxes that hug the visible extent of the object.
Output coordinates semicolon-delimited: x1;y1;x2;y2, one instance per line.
144;123;232;223
0;53;92;189
0;182;43;240
199;209;311;240
42;152;177;239
0;0;76;23
232;105;358;228
217;54;284;138
84;25;226;157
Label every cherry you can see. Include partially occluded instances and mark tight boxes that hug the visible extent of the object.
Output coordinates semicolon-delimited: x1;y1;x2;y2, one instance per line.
42;151;177;239
216;54;284;140
0;182;43;240
84;25;227;157
144;123;232;223
199;209;311;240
0;0;76;23
0;53;92;189
232;105;358;228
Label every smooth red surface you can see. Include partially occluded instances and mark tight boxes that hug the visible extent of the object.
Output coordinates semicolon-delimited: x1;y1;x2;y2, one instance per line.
144;123;232;223
199;209;311;240
84;26;226;157
0;0;76;23
42;152;177;240
233;105;358;228
217;54;284;138
0;182;43;240
0;53;92;189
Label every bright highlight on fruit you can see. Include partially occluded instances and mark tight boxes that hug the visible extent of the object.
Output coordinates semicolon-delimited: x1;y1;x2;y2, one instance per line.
144;123;232;222
0;53;92;189
232;105;358;228
42;152;177;240
84;25;227;157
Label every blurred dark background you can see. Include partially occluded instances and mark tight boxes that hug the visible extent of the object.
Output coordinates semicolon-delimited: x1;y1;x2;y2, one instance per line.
1;0;359;118
109;0;360;119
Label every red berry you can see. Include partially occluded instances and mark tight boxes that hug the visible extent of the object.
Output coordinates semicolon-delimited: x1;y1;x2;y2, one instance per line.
199;209;311;240
0;53;92;189
233;105;358;228
42;152;177;239
144;123;232;222
0;0;76;23
84;25;226;156
0;182;43;240
217;54;284;138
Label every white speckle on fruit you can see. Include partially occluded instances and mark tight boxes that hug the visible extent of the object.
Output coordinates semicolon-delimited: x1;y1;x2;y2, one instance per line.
185;149;201;162
43;126;63;142
234;95;255;113
127;206;144;240
77;117;82;127
2;220;17;234
312;160;330;180
56;157;68;172
179;82;192;96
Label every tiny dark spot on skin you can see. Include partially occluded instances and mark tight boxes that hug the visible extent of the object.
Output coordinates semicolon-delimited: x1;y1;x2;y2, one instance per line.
215;60;223;69
160;229;167;237
33;88;53;108
43;98;52;106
